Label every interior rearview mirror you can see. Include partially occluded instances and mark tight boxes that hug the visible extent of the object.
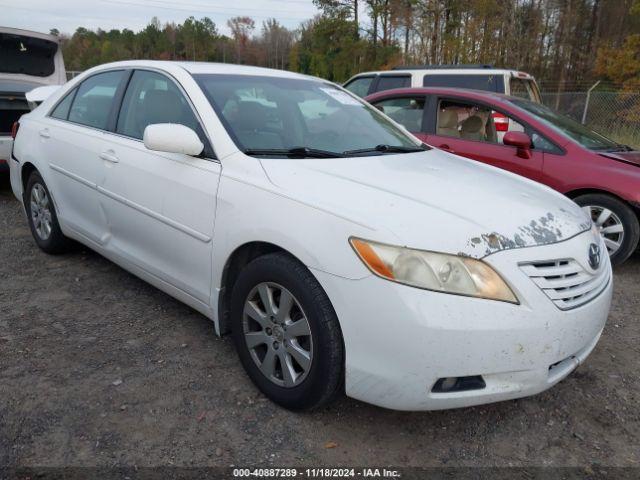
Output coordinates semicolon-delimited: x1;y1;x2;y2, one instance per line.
143;123;204;157
503;131;532;159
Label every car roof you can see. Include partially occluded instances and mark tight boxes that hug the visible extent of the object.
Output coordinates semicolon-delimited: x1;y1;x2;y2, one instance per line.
353;68;530;77
87;60;321;81
365;86;522;105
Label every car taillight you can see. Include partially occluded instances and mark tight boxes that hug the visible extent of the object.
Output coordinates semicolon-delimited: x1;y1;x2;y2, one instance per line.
11;121;20;139
492;112;509;132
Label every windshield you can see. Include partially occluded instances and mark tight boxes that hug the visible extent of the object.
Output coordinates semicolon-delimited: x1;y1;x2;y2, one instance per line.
194;74;421;157
511;98;620;151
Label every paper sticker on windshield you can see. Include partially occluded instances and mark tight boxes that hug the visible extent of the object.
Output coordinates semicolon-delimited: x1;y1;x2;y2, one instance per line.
320;88;363;106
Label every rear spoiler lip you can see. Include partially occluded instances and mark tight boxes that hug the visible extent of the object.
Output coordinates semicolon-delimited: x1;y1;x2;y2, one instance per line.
25;85;62;103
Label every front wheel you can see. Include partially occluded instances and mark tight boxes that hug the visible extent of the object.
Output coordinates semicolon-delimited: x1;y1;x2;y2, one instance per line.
574;193;640;266
230;252;344;411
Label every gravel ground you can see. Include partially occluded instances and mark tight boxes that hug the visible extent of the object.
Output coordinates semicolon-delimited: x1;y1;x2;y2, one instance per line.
0;173;639;470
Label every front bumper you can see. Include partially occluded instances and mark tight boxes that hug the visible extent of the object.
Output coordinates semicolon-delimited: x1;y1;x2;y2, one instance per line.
313;230;612;411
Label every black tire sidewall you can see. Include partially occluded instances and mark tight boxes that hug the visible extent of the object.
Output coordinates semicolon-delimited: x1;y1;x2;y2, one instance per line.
24;171;68;254
574;193;640;266
230;253;344;411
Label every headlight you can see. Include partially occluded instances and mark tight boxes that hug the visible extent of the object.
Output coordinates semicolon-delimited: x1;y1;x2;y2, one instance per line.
350;237;518;304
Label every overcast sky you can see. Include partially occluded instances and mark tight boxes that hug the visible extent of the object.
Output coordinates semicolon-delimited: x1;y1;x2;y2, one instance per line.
1;0;321;36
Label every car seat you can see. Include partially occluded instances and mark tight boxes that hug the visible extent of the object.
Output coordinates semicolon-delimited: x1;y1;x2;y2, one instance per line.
437;109;459;137
460;115;485;141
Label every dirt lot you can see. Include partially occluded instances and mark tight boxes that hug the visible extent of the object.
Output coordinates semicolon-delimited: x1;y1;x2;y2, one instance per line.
0;172;639;470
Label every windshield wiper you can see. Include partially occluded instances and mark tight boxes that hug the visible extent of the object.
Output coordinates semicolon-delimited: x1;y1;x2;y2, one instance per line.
243;147;345;158
609;144;634;152
343;144;429;155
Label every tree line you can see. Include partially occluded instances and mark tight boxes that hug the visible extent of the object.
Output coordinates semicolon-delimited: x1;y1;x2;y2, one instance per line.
55;0;640;92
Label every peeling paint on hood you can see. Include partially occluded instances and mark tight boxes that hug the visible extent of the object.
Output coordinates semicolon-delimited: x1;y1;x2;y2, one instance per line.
259;150;592;258
468;211;592;256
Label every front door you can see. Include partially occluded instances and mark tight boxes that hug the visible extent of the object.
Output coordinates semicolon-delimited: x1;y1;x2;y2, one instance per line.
98;69;220;303
426;97;544;181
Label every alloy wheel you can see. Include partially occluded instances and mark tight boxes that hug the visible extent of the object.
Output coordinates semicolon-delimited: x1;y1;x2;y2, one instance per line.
582;205;624;256
242;282;313;388
30;184;53;241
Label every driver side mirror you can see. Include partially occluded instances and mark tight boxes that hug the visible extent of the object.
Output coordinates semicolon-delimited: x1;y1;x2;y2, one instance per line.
143;123;204;157
503;131;532;159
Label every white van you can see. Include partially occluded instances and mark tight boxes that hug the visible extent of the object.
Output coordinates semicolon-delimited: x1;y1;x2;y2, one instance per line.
343;65;542;103
0;27;66;171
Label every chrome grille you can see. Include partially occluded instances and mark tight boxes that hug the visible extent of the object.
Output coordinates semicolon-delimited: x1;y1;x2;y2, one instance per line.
519;258;610;310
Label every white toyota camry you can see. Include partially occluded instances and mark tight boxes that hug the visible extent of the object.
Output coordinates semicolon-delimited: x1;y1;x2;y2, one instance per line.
9;61;612;411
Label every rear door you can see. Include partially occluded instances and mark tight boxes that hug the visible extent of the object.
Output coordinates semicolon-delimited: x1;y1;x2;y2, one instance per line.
43;70;127;243
425;96;544;181
98;69;220;303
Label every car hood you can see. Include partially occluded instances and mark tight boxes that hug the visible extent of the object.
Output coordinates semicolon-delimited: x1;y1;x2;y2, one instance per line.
259;150;591;258
599;150;640;167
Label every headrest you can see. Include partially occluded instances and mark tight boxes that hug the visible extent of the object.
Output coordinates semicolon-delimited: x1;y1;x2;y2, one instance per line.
234;101;269;131
461;115;484;133
142;89;184;125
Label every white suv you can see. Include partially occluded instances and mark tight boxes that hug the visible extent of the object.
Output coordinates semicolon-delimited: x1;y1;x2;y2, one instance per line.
344;65;542;103
10;61;610;411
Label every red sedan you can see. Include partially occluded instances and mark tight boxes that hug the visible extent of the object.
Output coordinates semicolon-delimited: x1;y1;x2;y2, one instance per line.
366;87;640;265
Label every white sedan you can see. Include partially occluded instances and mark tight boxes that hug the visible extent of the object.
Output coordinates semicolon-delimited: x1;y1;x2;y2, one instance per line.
9;61;612;411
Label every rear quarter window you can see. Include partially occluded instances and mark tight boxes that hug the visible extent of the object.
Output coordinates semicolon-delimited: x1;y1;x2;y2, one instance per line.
423;74;504;93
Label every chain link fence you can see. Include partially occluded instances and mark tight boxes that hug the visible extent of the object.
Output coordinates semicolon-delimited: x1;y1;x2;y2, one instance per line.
541;91;640;149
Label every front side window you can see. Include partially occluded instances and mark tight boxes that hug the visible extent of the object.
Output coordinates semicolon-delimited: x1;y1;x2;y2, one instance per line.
68;70;125;130
343;76;374;97
436;99;525;145
373;97;425;132
374;75;411;93
117;70;201;140
195;74;421;156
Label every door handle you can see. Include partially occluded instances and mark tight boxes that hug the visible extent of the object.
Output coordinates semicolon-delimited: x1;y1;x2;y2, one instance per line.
39;129;50;139
438;144;454;153
100;150;119;163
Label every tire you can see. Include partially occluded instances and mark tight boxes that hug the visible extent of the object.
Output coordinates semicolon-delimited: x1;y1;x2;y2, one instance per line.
230;252;344;411
574;193;640;266
24;171;72;254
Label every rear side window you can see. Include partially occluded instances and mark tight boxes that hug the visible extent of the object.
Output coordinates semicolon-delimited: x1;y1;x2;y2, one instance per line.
373;97;425;132
116;70;200;140
344;76;374;97
50;89;76;120
375;75;411;93
68;71;125;130
423;74;504;93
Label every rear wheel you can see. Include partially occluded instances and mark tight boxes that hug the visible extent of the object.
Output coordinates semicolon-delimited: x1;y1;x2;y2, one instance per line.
230;252;344;411
574;193;639;266
25;171;72;254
